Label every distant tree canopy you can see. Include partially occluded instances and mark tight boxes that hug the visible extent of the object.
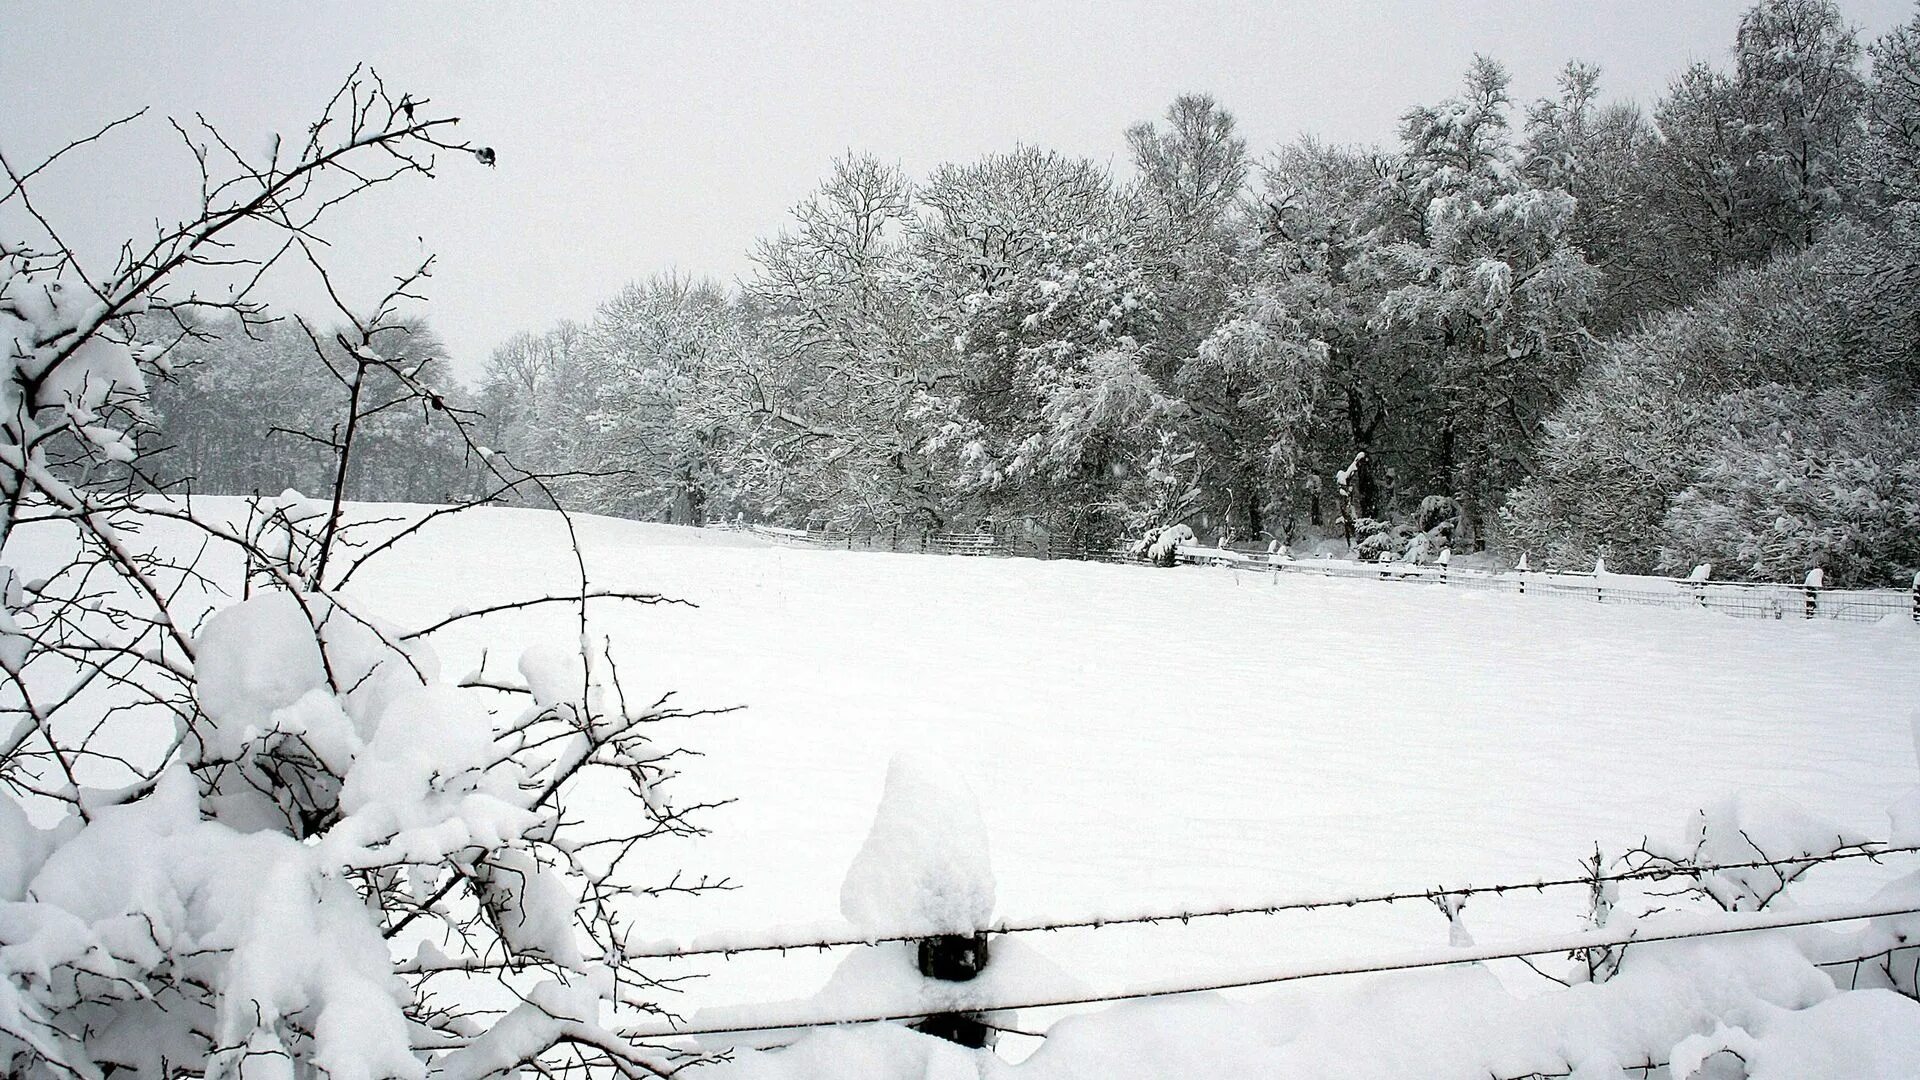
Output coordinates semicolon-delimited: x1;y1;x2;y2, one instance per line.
146;316;480;503
153;0;1920;585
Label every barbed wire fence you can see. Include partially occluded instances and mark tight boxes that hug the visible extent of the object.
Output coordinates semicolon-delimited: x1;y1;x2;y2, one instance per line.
655;527;1920;1070
597;839;1920;1071
606;843;1920;963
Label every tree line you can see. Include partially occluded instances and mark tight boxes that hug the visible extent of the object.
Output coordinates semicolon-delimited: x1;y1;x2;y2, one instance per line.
154;0;1920;585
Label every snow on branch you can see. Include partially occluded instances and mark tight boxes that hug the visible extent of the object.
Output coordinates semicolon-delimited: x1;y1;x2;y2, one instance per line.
1;70;726;1080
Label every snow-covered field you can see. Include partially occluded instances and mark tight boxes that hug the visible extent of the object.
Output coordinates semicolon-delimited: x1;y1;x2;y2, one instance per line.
333;504;1920;1047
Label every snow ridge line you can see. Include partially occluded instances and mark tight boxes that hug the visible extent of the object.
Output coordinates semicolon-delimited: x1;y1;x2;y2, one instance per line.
616;898;1920;1039
610;843;1920;961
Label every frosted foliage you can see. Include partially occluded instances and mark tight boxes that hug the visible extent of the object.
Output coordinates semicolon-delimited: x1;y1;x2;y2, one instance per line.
0;259;151;487
840;754;995;935
193;593;332;742
8;770;423;1080
2;589;601;1079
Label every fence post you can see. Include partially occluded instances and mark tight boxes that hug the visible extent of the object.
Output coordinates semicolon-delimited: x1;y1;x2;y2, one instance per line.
1516;553;1529;595
1803;567;1823;619
1593;556;1606;604
912;932;992;1047
1437;547;1451;585
1911;571;1918;623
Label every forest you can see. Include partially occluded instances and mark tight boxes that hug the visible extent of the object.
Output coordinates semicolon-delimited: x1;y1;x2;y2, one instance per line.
147;0;1920;586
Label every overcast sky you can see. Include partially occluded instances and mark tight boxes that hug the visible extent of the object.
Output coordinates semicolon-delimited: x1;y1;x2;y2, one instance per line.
4;1;1913;384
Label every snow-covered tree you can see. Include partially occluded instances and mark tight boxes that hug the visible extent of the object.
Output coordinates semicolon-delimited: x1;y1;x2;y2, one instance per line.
1173;285;1328;539
2;70;723;1080
1502;217;1920;579
1370;56;1597;543
572;275;753;524
150;316;477;503
1733;0;1867;248
474;320;597;506
746;154;947;528
1865;7;1920;208
1252;139;1408;531
1522;63;1665;332
1638;0;1865;298
916;147;1163;540
1659;383;1920;585
1125;94;1252;383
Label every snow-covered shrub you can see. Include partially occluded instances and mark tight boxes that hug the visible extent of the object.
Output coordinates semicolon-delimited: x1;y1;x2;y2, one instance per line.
1129;523;1195;567
1350;510;1453;565
1503;216;1920;578
1657;383;1920;587
1416;494;1460;537
2;73;721;1080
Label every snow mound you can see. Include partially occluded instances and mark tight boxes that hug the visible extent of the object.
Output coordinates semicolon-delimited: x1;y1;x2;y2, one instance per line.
840;753;995;936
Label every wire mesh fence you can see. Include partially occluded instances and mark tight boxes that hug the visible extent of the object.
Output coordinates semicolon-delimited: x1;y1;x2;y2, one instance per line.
714;523;1919;624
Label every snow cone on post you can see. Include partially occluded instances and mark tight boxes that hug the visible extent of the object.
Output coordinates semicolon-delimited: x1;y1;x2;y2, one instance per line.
839;754;998;1046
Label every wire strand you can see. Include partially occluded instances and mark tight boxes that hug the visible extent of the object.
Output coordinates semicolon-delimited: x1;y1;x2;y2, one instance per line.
619;899;1920;1040
619;843;1920;961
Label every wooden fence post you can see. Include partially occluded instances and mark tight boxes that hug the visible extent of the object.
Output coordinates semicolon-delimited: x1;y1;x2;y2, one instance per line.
912;933;992;1046
1594;556;1606;604
1803;568;1823;619
1689;563;1711;609
1911;571;1919;623
1516;553;1529;596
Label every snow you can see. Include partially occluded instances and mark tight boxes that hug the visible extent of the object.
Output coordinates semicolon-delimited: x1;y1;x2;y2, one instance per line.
193;592;334;740
320;506;1918;984
840;753;995;936
1667;991;1920;1079
12;500;1920;1075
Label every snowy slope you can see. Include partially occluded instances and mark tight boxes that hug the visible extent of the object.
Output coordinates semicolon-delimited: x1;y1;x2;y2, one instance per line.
330;504;1920;1033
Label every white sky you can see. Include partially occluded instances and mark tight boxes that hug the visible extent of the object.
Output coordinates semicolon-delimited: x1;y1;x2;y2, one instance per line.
3;1;1912;384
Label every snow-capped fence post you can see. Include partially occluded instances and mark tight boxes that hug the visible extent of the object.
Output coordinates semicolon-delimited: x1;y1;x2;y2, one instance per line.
1594;556;1606;604
840;755;998;1050
1437;547;1451;585
1516;553;1529;595
914;932;993;1047
1803;568;1824;619
1911;571;1919;622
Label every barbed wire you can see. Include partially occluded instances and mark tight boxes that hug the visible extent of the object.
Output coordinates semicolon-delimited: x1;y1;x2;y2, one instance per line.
618;898;1920;1041
618;842;1920;962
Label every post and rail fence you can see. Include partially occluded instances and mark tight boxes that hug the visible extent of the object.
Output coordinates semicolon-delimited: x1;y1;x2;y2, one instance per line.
714;523;1920;625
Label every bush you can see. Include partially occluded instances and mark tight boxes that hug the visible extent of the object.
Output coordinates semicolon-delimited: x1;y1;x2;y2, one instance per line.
1659;383;1920;586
